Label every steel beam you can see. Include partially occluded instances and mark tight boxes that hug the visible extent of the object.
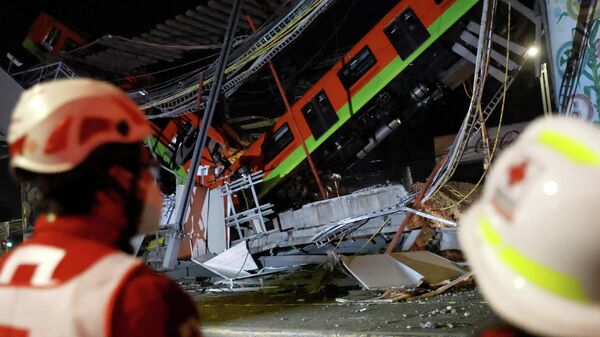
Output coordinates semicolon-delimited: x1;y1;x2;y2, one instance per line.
163;0;245;270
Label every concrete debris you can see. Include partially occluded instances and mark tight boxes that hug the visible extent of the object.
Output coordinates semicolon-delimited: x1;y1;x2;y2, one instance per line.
396;181;481;261
400;229;421;251
439;228;460;251
412;181;481;229
390;251;465;285
335;271;474;304
340;251;465;290
279;185;409;231
181;180;479;309
419;321;437;329
340;254;424;290
198;241;259;279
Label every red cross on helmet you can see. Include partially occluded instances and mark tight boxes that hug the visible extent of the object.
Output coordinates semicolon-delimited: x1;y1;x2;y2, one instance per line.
459;116;600;337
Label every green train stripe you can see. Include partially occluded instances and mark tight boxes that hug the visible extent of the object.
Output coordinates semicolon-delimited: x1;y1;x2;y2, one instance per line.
146;137;187;184
264;0;479;186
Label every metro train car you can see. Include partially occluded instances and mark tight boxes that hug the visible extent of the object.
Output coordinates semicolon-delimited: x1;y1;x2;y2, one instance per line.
150;0;480;199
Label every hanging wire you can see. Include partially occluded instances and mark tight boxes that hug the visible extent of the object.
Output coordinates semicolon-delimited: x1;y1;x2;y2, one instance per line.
425;0;499;201
135;0;331;113
436;1;512;212
115;52;219;82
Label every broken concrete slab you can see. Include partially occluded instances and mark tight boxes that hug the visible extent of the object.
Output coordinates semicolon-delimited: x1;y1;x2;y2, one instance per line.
439;228;460;251
199;241;259;279
340;251;465;290
340;254;423;290
279;185;409;231
390;251;465;285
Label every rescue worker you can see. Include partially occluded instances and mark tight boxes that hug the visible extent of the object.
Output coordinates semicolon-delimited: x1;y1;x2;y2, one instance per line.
0;78;201;337
459;116;600;337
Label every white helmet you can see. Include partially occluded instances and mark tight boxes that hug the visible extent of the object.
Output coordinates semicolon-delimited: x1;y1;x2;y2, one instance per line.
8;78;151;173
459;116;600;337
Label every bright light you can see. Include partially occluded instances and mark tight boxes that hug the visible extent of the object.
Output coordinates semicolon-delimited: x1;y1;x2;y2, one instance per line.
513;276;526;289
526;46;539;57
6;242;13;248
543;180;558;196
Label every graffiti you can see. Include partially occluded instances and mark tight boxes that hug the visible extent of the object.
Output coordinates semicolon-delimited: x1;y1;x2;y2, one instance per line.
474;130;521;154
549;0;600;122
570;93;596;120
500;130;520;149
565;0;600;21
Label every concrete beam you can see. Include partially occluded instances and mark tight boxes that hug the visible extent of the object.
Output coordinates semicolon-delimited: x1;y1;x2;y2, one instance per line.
222;0;270;19
149;29;200;45
197;4;251;30
155;24;214;44
98;38;164;59
184;10;228;35
166;18;213;38
102;38;179;61
84;54;138;73
175;15;221;43
103;48;158;65
139;34;204;50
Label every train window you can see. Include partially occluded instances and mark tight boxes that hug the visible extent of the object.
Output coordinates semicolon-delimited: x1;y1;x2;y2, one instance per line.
42;27;61;51
301;90;338;140
262;123;294;163
384;7;430;60
337;46;377;90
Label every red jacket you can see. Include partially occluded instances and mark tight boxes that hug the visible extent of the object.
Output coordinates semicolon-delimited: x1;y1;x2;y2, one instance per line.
0;214;201;337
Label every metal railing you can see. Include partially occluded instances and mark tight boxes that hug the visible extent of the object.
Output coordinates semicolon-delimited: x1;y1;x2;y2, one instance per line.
11;61;77;87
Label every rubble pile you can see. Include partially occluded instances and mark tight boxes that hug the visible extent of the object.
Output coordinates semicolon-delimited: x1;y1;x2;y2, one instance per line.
406;181;481;261
336;272;474;304
411;181;481;229
335;250;474;304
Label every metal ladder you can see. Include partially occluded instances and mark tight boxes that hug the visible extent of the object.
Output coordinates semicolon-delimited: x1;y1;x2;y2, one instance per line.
222;0;334;96
426;61;525;201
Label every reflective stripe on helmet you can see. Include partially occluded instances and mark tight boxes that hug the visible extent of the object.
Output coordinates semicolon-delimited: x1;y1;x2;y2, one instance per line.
479;215;590;302
538;130;600;165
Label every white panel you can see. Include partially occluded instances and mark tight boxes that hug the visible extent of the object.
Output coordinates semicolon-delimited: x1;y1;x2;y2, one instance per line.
200;241;258;279
0;68;23;136
207;188;227;254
